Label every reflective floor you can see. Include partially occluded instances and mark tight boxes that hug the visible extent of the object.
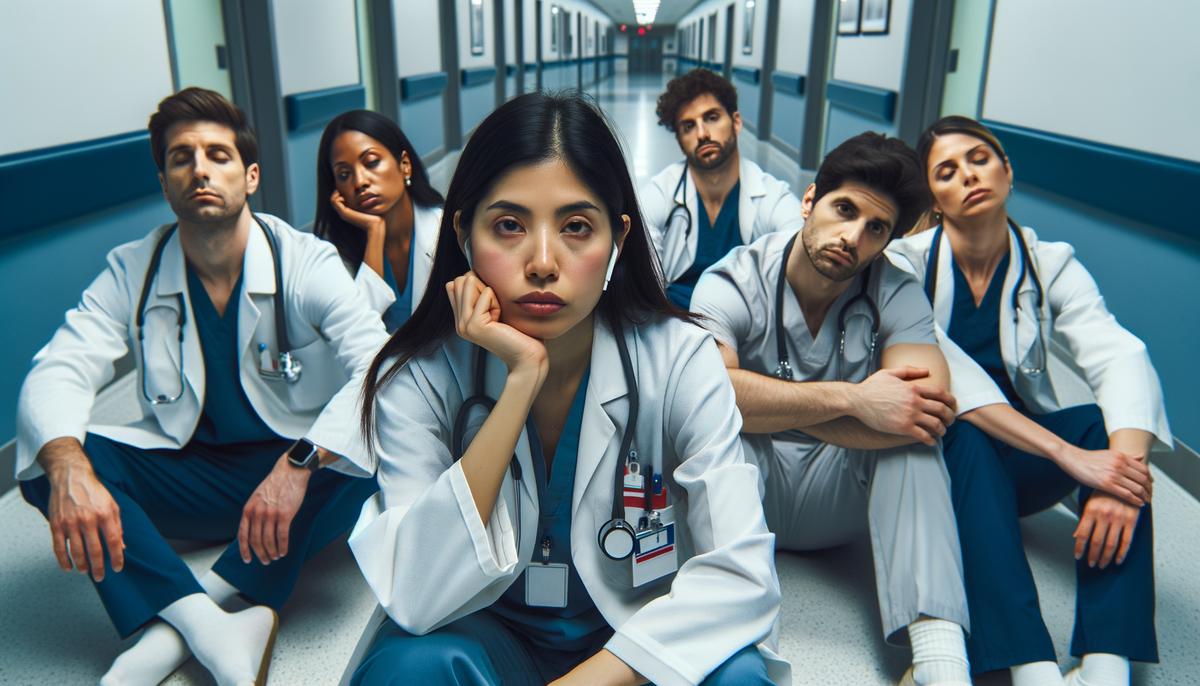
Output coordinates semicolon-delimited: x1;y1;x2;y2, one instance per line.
1;73;1197;685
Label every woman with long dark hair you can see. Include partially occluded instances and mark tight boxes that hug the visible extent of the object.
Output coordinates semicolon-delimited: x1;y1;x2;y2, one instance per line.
314;110;445;332
888;116;1169;686
346;92;786;685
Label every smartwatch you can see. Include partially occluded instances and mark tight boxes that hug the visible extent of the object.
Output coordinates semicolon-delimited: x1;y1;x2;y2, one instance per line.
286;438;321;472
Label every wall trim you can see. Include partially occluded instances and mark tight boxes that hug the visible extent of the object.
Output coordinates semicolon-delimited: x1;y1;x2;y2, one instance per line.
505;64;517;76
983;120;1200;239
461;65;497;87
400;71;449;102
770;133;801;160
523;62;537;72
731;66;761;84
284;84;367;132
771;70;805;96
826;79;897;123
0;132;160;241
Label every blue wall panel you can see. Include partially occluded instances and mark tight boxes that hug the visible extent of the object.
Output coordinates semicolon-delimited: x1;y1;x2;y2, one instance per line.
286;125;324;229
734;78;761;135
0;195;175;443
771;90;806;156
1008;185;1200;447
824;105;897;155
400;94;445;160
460;81;494;138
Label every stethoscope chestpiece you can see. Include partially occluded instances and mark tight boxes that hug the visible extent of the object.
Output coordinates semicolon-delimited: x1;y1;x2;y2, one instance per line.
597;518;637;561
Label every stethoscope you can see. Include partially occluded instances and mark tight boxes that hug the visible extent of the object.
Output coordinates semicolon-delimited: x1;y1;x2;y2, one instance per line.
923;218;1047;377
450;318;651;562
665;162;693;239
772;232;880;382
135;215;302;405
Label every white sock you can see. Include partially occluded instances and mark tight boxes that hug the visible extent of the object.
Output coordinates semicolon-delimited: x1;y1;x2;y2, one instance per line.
909;617;971;685
1012;660;1067;686
1071;653;1130;686
159;593;276;686
100;573;244;686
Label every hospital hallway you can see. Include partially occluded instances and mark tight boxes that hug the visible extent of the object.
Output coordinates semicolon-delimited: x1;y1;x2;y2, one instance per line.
2;1;1198;684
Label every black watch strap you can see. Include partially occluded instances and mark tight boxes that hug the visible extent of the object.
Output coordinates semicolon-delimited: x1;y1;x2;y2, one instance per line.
287;439;321;472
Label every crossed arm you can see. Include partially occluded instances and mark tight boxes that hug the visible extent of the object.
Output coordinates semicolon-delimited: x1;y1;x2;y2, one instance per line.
718;342;957;450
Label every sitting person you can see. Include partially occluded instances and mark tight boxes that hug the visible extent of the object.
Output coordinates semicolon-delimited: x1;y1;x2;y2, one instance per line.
15;87;387;686
314;109;445;332
691;132;971;686
888;115;1166;686
639;68;804;308
348;92;787;686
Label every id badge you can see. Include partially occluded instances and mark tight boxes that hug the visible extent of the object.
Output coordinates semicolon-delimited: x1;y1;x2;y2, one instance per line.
631;517;678;587
525;563;569;607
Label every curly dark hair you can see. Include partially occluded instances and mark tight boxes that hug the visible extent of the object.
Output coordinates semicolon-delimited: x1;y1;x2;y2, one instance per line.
655;69;738;133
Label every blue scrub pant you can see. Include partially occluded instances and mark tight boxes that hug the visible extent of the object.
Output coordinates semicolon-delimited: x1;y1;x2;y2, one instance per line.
351;612;771;686
941;405;1156;673
21;432;378;638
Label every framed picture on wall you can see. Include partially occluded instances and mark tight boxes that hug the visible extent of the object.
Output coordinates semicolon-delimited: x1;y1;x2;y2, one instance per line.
741;0;755;54
469;0;485;55
860;0;891;34
838;0;862;35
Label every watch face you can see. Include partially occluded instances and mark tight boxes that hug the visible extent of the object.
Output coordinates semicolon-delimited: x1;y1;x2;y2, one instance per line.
288;440;315;462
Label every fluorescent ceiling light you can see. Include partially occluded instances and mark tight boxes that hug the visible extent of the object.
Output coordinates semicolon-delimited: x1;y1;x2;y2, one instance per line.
632;0;659;24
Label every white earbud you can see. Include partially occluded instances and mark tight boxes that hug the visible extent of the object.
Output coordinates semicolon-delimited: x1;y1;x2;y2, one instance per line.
462;237;473;269
602;245;619;292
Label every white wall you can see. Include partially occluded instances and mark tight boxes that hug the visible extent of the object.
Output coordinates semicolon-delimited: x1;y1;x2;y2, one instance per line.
395;0;443;77
522;0;537;62
167;0;233;98
0;0;173;155
505;0;517;63
458;0;496;67
775;0;814;74
831;0;911;91
677;0;727;61
273;0;359;95
983;0;1200;162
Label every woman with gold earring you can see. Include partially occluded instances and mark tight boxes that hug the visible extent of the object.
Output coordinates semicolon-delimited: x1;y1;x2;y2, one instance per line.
315;110;445;332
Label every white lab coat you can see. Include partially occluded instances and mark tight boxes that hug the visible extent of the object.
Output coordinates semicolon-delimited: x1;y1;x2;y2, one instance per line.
349;203;444;316
886;225;1172;451
348;316;788;686
640;158;805;284
15;214;389;480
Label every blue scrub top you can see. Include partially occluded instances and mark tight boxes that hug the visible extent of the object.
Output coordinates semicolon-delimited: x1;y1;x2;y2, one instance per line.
381;244;417;334
946;253;1024;410
667;181;742;309
492;368;611;653
186;265;282;446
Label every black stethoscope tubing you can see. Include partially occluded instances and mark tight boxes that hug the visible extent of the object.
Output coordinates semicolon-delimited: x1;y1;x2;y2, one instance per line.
135;215;298;404
665;163;693;240
773;232;880;381
451;317;649;562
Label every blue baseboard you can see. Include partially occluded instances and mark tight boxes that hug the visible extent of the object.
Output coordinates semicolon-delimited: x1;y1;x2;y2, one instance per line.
771;71;805;96
461;66;497;87
523;63;537;72
401;71;448;102
505;64;517;77
0;132;160;240
284;84;366;132
826;80;896;123
984;120;1200;240
732;66;761;84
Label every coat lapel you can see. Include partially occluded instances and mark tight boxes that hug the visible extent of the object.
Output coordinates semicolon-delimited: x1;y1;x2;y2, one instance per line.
572;317;628;522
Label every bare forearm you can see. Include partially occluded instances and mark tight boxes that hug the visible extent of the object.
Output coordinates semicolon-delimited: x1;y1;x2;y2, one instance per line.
459;368;541;526
36;437;92;482
802;417;917;450
727;368;854;434
961;403;1071;465
362;226;386;278
1109;428;1153;463
551;649;645;686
